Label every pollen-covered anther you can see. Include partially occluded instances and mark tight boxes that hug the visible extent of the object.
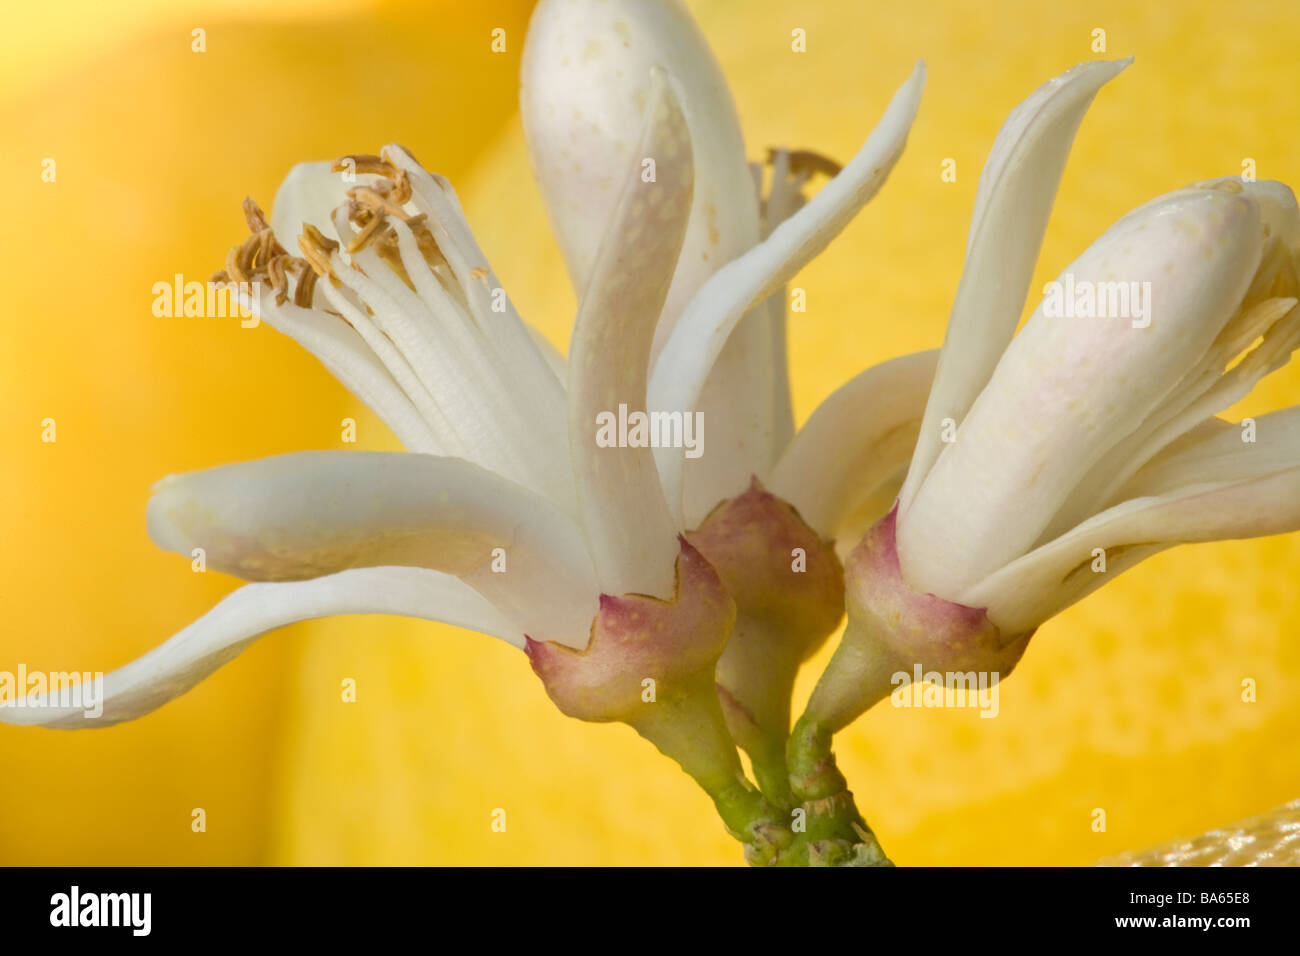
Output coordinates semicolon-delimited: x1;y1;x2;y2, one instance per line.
767;147;843;179
345;210;388;254
334;151;414;217
297;224;340;280
215;197;316;306
288;259;317;307
331;153;394;177
348;185;409;221
265;255;288;300
241;196;269;233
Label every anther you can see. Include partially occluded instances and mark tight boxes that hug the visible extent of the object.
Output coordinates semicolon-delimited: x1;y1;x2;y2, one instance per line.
769;148;843;179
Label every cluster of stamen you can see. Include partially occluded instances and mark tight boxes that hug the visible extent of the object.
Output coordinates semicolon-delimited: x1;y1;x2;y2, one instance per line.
330;151;447;287
214;147;454;310
211;198;318;307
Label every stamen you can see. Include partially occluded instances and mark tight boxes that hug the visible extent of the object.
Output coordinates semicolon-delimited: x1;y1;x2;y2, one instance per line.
218;197;318;306
346;212;388;254
291;260;318;308
332;154;393;176
224;244;247;283
769;148;843;179
266;255;289;305
241;196;269;233
390;169;412;205
234;234;260;277
372;233;413;286
350;185;411;221
298;224;340;279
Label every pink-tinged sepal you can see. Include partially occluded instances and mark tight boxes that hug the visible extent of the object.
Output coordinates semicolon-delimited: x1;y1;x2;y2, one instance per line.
804;506;1033;735
526;538;734;724
527;538;778;837
846;507;1031;675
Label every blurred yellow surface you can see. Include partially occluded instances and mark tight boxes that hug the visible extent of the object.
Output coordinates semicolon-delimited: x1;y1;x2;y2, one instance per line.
1;0;1297;865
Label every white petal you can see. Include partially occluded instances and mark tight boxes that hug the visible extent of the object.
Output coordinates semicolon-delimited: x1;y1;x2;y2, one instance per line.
381;148;575;505
1044;296;1298;537
521;0;758;325
522;0;786;519
147;451;598;646
898;186;1264;599
649;62;927;526
245;290;442;455
962;460;1300;635
528;326;567;381
770;350;938;539
1115;405;1300;500
0;567;517;729
1196;177;1300;249
899;59;1130;515
566;70;692;599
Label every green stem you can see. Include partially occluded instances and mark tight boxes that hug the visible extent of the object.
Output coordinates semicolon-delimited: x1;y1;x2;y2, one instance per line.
782;713;892;866
626;674;777;841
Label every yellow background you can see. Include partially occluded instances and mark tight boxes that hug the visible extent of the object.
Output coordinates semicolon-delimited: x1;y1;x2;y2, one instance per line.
1;0;1296;865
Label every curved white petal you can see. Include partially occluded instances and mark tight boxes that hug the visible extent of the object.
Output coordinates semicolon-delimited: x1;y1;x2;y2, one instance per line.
0;567;518;729
1196;177;1300;250
381;146;576;511
521;0;758;326
770;350;938;539
528;326;567;381
522;0;787;523
649;62;927;526
962;461;1300;635
566;71;692;599
243;289;442;455
147;451;598;645
1114;405;1300;500
899;59;1130;515
1043;295;1298;537
899;187;1264;600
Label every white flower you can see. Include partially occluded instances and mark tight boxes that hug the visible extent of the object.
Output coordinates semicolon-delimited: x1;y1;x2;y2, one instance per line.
1;0;924;734
798;59;1300;735
896;82;1300;639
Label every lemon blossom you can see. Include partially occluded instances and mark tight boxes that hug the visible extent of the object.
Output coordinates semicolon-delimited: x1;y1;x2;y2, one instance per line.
2;1;930;863
522;1;928;810
794;59;1300;747
7;86;797;841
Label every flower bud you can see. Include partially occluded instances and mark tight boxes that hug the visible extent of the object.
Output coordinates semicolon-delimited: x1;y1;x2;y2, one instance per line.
685;480;844;798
